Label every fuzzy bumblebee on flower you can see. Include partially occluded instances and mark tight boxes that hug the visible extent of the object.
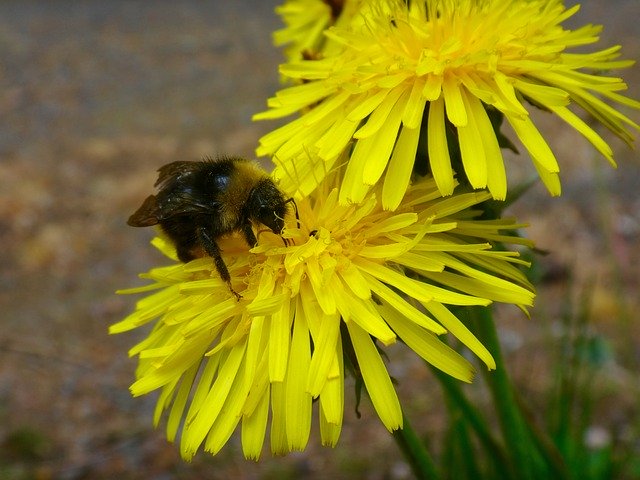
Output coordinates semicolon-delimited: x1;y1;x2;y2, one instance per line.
112;0;638;473
112;160;535;459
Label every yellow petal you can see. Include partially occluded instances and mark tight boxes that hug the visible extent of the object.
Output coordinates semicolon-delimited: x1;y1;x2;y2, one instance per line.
382;124;422;211
316;115;360;160
166;365;198;440
365;273;446;334
338;262;372;300
422;74;443;101
361;89;410;185
306;255;337;315
269;296;293;382
505;113;560;174
423;302;496;370
205;360;249;455
354;87;405;139
345;321;402;432
285;298;312;450
340;133;375;204
457;87;488;189
181;341;247;459
427;97;455;196
550;105;615;166
307;312;341;397
442;74;467;126
319;338;344;429
464;92;507;199
379;303;475;382
347;88;390;121
402;76;428;128
241;385;270;460
270;381;288;455
334;281;397;346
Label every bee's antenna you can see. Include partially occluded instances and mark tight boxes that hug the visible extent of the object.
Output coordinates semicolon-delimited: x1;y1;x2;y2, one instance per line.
284;197;300;229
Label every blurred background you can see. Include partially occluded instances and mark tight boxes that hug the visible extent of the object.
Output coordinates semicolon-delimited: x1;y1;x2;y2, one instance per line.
0;1;638;478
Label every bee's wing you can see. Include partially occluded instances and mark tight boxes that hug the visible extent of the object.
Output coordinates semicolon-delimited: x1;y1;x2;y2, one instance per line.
155;161;198;188
127;195;161;227
155;191;218;217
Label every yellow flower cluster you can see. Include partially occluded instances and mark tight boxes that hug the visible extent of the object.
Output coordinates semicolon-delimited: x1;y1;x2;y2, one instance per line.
257;0;638;204
113;0;637;461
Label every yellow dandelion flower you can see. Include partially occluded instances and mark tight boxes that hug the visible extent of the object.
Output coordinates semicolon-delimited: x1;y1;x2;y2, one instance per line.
274;0;362;60
273;0;334;60
255;0;639;207
111;175;534;460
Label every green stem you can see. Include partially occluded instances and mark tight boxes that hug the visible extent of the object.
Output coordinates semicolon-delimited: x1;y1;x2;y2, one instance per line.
432;366;516;480
514;389;570;479
392;412;440;480
470;306;539;480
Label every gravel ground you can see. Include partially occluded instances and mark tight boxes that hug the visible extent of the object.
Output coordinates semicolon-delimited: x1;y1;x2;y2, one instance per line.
0;1;638;479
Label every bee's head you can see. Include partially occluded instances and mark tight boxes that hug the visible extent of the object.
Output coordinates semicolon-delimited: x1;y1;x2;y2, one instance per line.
247;179;288;235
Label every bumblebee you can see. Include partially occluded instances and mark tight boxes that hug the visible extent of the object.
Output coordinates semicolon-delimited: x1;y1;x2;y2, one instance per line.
128;157;292;298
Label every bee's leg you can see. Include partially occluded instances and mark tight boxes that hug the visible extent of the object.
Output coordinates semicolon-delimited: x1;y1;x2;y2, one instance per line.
241;222;258;248
176;245;195;263
197;226;241;300
243;221;289;246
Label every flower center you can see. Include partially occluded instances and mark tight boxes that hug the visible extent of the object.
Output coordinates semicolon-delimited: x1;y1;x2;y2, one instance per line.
248;193;374;297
